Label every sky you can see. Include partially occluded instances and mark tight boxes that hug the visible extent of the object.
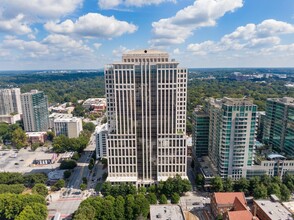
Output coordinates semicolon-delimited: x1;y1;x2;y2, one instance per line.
1;0;294;70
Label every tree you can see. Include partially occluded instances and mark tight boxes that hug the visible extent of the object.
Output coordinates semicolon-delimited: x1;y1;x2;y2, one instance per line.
267;183;281;198
71;152;80;161
15;205;40;220
171;193;180;204
283;173;294;192
125;194;135;220
73;104;86;117
223;178;234;192
0;194;47;220
234;178;249;195
12;128;28;149
280;184;291;201
249;176;261;194
101;182;112;197
23;173;47;187
32;184;48;197
64;170;71;179
60;160;77;169
147;185;156;193
134;194;150;219
138;187;147;194
271;176;282;186
46;131;55;141
159;194;168;204
0;184;25;194
114;196;125;220
195;174;204;187
82;177;87;184
101;116;107;124
51;179;65;191
83;122;95;133
101;158;107;168
101;196;116;220
80;183;87;191
261;175;272;187
74;204;96;220
253;184;268;199
30;143;39;151
146;193;157;204
88;158;95;170
211;176;223;192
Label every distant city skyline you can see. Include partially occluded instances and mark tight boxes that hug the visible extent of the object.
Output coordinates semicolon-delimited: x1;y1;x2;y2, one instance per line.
1;0;294;70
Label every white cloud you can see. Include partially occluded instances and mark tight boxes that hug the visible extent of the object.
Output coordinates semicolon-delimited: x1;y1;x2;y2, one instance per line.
2;0;83;20
187;19;294;55
98;0;175;9
173;48;180;54
0;34;95;61
150;0;243;46
45;13;138;38
93;43;102;50
257;19;294;36
0;14;31;34
2;37;49;57
42;34;93;56
0;0;83;35
112;46;130;57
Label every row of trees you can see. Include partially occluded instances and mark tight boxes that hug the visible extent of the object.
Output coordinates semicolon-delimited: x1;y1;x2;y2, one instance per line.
101;175;191;199
75;176;191;220
0;172;47;187
74;194;149;220
0;173;49;198
0;193;47;220
206;174;293;201
52;132;90;153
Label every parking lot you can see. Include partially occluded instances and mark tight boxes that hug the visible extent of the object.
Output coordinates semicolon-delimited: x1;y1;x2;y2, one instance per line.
0;147;60;174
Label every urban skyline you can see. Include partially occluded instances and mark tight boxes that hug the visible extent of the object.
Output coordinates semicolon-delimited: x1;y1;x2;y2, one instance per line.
0;0;294;70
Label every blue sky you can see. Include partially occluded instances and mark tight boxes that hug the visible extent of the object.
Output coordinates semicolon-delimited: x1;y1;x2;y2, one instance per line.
0;0;294;70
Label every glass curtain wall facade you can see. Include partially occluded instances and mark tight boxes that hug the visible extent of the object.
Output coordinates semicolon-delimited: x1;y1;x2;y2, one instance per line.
207;97;257;179
21;90;49;132
263;97;294;156
192;109;209;158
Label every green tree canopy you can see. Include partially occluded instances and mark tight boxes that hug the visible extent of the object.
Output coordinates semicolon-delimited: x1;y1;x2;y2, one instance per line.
211;176;223;192
253;184;268;199
32;184;48;197
12;128;28;149
159;194;168;204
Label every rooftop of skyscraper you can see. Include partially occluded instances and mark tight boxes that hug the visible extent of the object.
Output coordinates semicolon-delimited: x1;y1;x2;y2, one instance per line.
121;49;171;63
267;97;294;106
208;97;255;108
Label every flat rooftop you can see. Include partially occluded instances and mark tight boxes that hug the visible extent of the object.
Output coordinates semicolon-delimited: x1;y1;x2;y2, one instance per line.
150;205;184;220
268;97;294;106
254;200;293;220
54;117;81;123
283;201;294;214
198;156;218;178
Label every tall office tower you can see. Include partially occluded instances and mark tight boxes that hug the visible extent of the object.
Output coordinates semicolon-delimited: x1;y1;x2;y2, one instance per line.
192;106;209;158
105;49;187;185
207;97;257;179
263;97;294;156
0;88;22;115
21;90;49;132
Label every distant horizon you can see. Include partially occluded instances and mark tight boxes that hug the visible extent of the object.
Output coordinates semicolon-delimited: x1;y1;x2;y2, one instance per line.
1;67;294;73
